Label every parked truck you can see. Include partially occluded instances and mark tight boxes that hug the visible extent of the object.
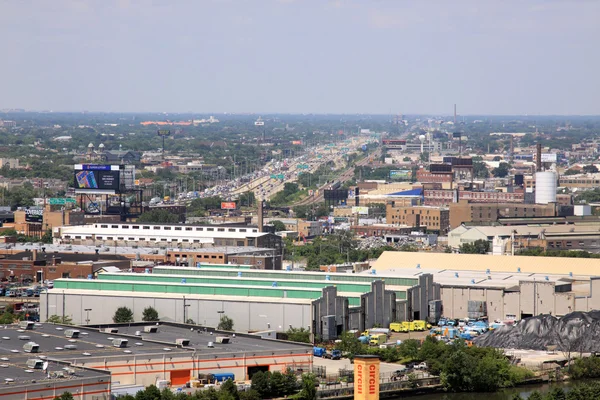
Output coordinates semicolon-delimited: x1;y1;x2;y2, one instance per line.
313;347;326;357
369;334;387;346
390;322;409;333
411;320;428;331
323;349;342;360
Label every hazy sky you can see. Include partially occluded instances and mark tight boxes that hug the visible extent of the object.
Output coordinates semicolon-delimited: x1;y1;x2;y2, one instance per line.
1;0;599;115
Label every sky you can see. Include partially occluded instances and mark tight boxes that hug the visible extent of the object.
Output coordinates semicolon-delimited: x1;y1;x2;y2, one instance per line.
1;0;599;115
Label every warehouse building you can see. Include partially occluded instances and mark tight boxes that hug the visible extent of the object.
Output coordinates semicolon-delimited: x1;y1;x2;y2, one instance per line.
372;251;600;322
0;321;311;399
41;266;421;340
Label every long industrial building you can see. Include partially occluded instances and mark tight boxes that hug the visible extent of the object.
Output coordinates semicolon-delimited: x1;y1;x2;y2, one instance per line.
54;222;283;252
0;321;311;399
42;265;422;340
373;251;600;322
41;251;600;344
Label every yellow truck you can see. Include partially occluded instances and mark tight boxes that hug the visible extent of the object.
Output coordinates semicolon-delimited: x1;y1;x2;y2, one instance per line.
389;322;409;333
411;320;427;331
369;333;387;346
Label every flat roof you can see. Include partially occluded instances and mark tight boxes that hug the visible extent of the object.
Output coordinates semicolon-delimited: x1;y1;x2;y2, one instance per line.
48;288;316;305
114;323;311;354
0;322;310;366
373;251;600;277
0;243;274;256
58;224;270;239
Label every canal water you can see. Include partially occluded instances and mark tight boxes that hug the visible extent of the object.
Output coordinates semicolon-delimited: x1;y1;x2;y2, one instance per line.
388;380;584;400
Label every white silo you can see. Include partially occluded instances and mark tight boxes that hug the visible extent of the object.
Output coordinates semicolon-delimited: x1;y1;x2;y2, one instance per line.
535;171;557;204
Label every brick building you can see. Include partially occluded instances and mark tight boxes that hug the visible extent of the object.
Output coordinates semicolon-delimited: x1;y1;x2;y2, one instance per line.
386;204;450;233
424;189;525;207
449;200;557;229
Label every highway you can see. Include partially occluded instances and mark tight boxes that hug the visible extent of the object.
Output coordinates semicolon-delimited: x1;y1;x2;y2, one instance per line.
293;148;381;206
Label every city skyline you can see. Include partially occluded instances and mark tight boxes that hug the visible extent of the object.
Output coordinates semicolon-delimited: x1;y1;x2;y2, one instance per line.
1;0;599;115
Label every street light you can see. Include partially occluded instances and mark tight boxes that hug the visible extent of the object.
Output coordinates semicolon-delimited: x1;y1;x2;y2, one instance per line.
84;308;92;325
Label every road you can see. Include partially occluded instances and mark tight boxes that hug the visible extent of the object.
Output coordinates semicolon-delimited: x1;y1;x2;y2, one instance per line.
293;148;381;207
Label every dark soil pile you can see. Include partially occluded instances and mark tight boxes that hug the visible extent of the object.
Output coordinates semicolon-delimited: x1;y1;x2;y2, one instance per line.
474;311;600;352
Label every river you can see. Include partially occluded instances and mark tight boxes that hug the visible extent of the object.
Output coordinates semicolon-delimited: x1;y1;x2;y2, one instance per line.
388;380;585;400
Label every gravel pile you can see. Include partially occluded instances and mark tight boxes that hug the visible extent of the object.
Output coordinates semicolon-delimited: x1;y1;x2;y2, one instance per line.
475;311;600;352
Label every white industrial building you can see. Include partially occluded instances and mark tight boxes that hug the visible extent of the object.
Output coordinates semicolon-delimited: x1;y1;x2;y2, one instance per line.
54;222;282;249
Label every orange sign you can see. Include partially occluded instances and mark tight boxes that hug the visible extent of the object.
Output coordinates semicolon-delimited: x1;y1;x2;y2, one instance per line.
221;202;236;210
354;356;380;400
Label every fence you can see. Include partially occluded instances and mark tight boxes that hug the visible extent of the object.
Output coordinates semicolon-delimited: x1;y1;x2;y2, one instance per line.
316;371;441;398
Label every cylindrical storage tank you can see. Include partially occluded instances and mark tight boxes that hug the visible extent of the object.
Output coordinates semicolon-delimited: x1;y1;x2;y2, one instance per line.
535;171;557;204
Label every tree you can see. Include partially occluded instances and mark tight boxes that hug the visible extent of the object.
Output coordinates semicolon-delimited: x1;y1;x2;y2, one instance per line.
238;191;255;207
269;371;287;398
283;367;298;395
583;164;599;174
137;209;179;224
527;391;544;400
398;339;420;360
492;162;510;178
459;239;490;254
53;393;74;400
41;229;53;244
0;313;15;324
286;327;311;343
238;390;261;400
135;385;161;400
473;161;490;179
46;315;73;325
219;379;239;400
271;220;286;232
113;307;134;323
217;315;234;331
142;306;159;322
547;388;567;400
335;331;363;356
297;373;317;400
250;371;271;398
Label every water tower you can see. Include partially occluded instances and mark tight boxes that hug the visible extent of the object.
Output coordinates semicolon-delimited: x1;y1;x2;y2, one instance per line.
419;134;426;153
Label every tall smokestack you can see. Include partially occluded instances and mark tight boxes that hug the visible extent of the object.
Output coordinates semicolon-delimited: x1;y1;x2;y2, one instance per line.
536;143;542;172
454;104;457;125
258;200;264;233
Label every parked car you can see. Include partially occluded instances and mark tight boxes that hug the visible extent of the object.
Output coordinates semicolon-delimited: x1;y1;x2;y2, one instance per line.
414;362;428;370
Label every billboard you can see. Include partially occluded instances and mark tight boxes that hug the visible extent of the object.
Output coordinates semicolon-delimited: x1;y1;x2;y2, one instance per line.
157;129;171;136
352;206;369;215
74;164;122;194
541;153;557;163
221;202;236;210
25;207;43;223
389;170;411;180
